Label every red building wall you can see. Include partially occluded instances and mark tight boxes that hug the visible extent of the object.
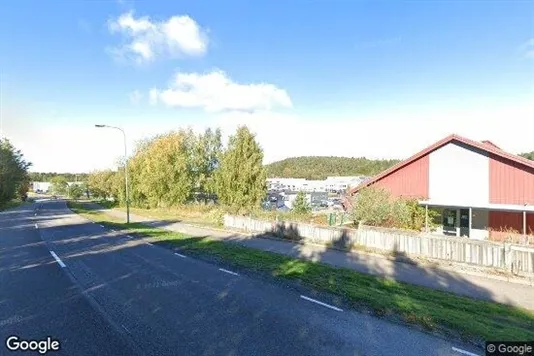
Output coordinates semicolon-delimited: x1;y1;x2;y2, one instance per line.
373;155;429;199
488;211;534;239
489;154;534;205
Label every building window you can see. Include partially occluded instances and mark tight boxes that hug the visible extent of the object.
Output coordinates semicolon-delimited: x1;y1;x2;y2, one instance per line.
443;209;456;228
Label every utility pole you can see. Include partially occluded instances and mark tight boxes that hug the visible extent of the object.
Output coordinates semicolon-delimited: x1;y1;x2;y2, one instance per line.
94;124;130;224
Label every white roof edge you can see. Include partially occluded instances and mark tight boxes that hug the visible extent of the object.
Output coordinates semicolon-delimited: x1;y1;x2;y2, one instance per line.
418;200;534;212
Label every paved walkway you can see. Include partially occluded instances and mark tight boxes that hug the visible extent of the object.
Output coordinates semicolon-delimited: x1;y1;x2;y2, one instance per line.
91;205;534;310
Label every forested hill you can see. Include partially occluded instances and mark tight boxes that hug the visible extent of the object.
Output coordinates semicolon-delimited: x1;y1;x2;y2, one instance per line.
265;156;401;180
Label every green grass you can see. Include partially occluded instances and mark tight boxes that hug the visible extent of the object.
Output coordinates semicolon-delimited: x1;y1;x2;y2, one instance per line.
68;201;534;344
0;199;27;211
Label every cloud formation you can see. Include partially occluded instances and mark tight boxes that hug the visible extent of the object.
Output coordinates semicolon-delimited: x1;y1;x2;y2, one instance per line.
107;11;208;63
149;70;292;112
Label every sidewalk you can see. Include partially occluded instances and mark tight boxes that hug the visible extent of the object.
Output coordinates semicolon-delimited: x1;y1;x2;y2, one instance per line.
93;205;534;310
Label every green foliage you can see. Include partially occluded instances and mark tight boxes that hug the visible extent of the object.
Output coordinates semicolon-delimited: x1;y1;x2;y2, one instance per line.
49;176;68;195
265;156;400;180
215;126;267;212
68;184;84;199
351;187;438;231
87;170;117;200
519;151;534;160
0;138;31;205
28;172;89;182
292;191;311;214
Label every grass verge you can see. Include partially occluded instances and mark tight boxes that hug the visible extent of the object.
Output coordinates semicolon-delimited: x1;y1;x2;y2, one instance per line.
68;201;534;344
0;199;26;211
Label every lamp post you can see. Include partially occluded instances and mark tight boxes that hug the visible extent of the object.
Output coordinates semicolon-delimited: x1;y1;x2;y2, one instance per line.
95;124;130;224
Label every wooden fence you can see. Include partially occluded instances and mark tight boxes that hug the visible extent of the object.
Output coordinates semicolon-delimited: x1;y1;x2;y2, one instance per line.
224;215;534;275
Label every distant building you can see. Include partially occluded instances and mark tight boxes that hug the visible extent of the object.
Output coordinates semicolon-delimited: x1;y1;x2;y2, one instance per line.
267;176;369;194
32;182;51;193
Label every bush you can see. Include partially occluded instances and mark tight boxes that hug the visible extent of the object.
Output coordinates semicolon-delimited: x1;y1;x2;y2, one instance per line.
351;187;438;231
292;191;311;214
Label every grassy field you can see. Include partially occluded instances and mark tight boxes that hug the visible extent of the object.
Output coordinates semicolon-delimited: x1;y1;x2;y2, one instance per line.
68;201;534;344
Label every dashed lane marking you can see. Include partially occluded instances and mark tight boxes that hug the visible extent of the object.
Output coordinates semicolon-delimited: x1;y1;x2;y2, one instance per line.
300;295;343;312
50;251;66;268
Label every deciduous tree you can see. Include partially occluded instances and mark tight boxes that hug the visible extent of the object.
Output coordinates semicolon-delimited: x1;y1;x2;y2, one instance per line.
215;126;267;211
292;191;311;214
0;138;31;205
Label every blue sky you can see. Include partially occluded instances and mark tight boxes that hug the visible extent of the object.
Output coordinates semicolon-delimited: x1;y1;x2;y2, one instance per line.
1;0;533;172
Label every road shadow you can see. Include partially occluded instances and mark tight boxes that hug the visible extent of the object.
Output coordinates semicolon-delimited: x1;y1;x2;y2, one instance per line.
16;201;532;352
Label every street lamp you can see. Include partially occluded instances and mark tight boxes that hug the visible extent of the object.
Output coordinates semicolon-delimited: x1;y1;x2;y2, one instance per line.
95;124;130;224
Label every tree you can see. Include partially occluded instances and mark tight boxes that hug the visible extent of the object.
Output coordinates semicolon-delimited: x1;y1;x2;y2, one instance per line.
127;130;194;208
519;151;534;160
87;170;117;200
79;181;90;199
0;138;32;205
292;191;311;214
49;176;69;195
68;184;83;199
215;126;267;211
190;128;222;200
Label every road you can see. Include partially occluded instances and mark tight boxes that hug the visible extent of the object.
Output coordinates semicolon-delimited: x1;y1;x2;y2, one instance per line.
0;200;483;356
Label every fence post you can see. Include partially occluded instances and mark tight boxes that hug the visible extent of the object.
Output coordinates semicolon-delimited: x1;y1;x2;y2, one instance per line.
503;242;511;272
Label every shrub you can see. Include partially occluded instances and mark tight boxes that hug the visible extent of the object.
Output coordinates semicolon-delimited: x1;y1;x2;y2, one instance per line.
351;187;438;231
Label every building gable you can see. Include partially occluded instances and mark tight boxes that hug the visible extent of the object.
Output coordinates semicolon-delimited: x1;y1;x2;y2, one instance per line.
428;142;489;206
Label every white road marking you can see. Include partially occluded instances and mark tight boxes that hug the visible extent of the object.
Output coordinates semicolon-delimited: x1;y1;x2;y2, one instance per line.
174;252;186;258
300;295;343;312
451;347;481;356
49;251;66;268
219;268;239;276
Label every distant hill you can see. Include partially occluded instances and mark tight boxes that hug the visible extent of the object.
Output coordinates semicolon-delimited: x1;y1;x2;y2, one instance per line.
519;151;534;160
29;172;89;182
265;156;400;180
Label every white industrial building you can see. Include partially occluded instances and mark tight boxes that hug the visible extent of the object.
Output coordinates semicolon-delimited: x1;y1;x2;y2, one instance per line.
267;176;367;193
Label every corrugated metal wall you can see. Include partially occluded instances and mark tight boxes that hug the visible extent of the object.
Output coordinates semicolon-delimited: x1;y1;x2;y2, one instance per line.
489;154;534;205
488;211;534;238
373;155;429;198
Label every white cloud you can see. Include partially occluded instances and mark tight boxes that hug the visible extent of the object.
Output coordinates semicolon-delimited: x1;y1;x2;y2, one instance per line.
129;90;143;104
149;70;293;112
107;11;208;63
520;38;534;59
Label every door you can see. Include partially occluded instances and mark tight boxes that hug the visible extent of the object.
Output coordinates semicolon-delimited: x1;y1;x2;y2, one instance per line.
442;209;458;236
459;208;470;237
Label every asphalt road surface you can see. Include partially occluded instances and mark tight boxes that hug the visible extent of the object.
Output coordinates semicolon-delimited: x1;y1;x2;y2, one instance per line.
0;200;483;356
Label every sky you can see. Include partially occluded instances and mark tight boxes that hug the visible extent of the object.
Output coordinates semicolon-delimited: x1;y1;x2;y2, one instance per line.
1;0;533;173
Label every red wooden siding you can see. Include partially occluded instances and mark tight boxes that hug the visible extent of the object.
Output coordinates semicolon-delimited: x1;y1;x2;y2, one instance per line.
488;211;534;239
489;154;534;205
373;155;429;198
